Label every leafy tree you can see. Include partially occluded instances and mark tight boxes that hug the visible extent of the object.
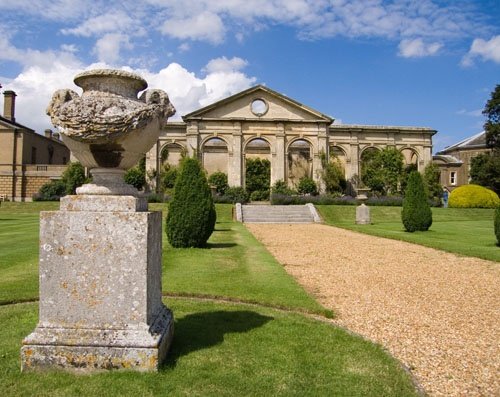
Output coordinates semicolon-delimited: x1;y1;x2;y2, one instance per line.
422;162;442;199
400;164;418;195
245;158;270;194
208;172;229;195
361;148;404;195
124;157;146;190
33;180;66;201
483;84;500;152
320;152;346;194
61;162;87;194
159;164;179;191
401;171;432;232
470;153;500;195
297;177;318;195
166;157;216;247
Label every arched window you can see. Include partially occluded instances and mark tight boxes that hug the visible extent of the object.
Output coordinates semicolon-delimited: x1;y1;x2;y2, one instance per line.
160;143;184;167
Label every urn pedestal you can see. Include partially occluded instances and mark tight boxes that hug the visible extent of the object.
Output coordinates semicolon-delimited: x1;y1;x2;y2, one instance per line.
21;195;174;372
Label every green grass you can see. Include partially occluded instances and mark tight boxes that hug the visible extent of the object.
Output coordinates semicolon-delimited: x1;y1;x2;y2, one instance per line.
0;201;421;396
0;300;419;397
317;205;499;262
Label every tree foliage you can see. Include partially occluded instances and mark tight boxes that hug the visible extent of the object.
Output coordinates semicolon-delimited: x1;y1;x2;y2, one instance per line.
297;177;318;195
33;180;66;201
320;152;346;194
483;84;500;152
470;153;500;194
422;162;442;199
124;157;146;190
208;172;229;195
61;162;87;194
245;158;271;193
401;171;432;232
166;157;216;247
361;148;404;195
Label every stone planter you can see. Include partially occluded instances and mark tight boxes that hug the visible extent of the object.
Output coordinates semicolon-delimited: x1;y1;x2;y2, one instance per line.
47;69;175;195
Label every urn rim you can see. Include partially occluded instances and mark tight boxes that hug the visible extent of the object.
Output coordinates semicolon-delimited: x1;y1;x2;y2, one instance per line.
74;69;148;92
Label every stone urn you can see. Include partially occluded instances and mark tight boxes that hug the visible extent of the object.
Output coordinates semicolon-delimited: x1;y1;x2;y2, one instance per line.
47;69;175;195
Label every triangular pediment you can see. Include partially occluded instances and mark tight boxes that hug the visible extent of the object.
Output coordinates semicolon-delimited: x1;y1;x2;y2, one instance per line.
183;85;333;123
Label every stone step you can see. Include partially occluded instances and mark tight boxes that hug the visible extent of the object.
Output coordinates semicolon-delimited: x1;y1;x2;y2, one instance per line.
241;204;317;224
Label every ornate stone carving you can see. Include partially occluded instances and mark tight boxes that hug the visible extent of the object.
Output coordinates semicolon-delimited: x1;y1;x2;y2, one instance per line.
46;69;176;195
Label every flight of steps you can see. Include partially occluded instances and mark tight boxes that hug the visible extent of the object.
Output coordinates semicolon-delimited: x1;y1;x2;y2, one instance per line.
241;204;318;224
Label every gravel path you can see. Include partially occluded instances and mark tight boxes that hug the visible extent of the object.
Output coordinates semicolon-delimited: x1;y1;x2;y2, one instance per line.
246;223;500;397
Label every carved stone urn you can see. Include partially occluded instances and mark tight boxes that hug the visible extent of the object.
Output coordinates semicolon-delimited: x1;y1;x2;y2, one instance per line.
47;69;175;195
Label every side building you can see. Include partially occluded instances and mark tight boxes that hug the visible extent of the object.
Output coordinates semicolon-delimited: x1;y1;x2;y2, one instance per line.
146;85;436;191
0;91;70;201
433;131;490;191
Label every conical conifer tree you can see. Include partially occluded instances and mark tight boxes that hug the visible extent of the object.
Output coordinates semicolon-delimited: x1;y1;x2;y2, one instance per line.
166;157;216;247
402;171;432;232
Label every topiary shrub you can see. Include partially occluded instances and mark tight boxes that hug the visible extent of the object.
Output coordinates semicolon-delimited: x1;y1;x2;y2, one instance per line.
401;171;432;232
166;157;216;247
160;166;178;190
495;207;500;246
297;177;318;195
208;172;229;195
448;184;500;208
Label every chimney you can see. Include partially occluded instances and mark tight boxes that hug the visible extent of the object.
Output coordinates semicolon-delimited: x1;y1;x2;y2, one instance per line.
44;129;53;139
3;90;17;122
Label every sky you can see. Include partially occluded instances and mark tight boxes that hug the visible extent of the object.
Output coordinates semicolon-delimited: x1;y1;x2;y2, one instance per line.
0;0;499;153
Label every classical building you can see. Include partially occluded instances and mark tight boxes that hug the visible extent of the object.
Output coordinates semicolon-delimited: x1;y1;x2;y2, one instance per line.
433;131;490;191
146;85;436;191
0;91;70;201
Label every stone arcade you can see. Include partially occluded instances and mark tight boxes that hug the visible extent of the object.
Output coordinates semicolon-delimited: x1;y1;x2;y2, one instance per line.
146;85;436;191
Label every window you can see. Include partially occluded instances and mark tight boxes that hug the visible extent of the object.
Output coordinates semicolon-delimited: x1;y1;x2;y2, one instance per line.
250;99;268;116
31;147;37;164
450;171;457;186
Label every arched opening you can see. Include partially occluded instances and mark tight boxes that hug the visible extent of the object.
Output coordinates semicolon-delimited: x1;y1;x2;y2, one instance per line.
202;137;228;175
245;138;271;195
329;145;347;174
288;139;312;187
401;148;419;167
160;143;184;167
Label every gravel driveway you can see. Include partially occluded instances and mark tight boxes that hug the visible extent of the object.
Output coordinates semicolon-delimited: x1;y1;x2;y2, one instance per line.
246;224;500;397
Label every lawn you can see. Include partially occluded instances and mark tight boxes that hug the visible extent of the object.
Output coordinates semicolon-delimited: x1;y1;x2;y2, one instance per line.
0;202;420;396
317;205;499;262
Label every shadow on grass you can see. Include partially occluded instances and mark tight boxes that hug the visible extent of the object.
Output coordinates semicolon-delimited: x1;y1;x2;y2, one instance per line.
163;310;273;369
206;242;237;249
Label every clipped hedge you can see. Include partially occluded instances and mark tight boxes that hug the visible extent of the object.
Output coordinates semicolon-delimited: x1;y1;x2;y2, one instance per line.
495;207;500;246
401;171;432;232
448;184;500;208
166;157;216;247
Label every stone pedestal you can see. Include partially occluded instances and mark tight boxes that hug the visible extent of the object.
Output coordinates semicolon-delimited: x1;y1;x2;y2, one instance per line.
356;203;371;225
21;195;173;372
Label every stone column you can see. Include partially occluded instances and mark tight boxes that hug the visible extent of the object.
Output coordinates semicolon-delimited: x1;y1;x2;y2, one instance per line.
314;124;328;191
145;142;159;191
186;121;199;159
229;122;243;187
272;123;286;185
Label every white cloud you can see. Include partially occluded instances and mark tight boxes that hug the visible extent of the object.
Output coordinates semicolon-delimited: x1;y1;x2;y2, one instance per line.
93;33;132;64
456;109;483;117
461;35;500;67
160;11;225;44
178;43;190;53
398;38;443;58
61;11;141;37
204;56;248;73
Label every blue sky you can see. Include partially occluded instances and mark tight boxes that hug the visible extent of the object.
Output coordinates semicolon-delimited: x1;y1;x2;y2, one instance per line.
0;0;499;153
